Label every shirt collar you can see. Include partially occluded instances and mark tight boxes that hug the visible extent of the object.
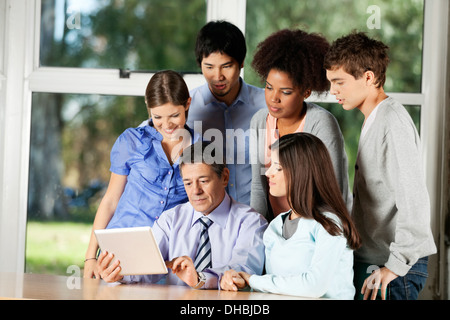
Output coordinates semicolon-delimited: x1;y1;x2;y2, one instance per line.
141;119;163;141
192;192;231;229
236;79;250;106
141;119;196;142
360;97;388;140
200;78;249;107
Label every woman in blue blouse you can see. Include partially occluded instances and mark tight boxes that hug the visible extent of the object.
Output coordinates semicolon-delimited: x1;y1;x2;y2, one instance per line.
226;133;361;299
84;70;200;278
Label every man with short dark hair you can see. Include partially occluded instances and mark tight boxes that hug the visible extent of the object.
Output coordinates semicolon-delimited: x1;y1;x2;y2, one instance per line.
187;20;266;206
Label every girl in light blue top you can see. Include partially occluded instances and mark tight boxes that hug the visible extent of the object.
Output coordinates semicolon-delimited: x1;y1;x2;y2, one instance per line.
226;133;361;299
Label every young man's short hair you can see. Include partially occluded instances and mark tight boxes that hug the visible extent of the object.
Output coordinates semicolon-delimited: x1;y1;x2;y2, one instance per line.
324;31;390;88
195;20;246;67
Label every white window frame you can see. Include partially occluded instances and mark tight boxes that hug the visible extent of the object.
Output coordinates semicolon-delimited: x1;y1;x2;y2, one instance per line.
0;0;448;298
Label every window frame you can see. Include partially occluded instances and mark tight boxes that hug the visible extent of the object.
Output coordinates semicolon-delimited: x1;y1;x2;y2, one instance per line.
0;0;448;299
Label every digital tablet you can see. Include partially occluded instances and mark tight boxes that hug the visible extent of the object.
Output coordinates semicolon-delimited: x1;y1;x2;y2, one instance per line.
94;226;168;276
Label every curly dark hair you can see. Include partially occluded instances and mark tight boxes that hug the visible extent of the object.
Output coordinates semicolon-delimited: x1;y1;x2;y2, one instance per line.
251;29;330;93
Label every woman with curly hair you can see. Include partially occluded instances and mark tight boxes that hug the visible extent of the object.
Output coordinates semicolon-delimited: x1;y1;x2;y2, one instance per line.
249;29;351;221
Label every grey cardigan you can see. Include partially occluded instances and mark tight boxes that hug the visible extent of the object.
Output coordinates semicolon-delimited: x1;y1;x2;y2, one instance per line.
352;97;436;276
249;102;352;221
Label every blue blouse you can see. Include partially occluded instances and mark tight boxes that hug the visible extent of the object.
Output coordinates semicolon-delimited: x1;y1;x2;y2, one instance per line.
106;122;200;229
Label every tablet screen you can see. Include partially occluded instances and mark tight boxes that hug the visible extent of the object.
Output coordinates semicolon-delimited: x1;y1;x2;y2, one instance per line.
95;226;168;275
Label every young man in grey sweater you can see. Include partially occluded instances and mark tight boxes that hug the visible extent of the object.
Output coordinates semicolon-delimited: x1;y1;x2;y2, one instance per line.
324;32;436;300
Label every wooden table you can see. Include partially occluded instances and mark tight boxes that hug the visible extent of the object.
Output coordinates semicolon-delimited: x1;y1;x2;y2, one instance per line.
0;272;308;300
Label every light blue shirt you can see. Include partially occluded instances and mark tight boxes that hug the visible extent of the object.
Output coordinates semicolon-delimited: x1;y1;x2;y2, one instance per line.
107;122;200;229
125;193;268;288
186;79;266;205
249;211;355;299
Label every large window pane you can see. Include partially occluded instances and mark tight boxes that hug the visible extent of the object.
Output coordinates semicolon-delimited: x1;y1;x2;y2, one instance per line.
40;0;206;72
26;93;148;274
245;0;424;93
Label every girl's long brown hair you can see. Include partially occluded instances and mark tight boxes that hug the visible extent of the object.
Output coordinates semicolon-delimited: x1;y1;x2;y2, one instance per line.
273;133;361;250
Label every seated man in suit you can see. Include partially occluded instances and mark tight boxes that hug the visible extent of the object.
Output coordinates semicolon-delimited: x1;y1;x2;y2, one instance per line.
97;141;267;290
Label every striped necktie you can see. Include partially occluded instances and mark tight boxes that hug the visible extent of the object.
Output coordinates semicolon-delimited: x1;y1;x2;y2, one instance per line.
194;216;213;271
